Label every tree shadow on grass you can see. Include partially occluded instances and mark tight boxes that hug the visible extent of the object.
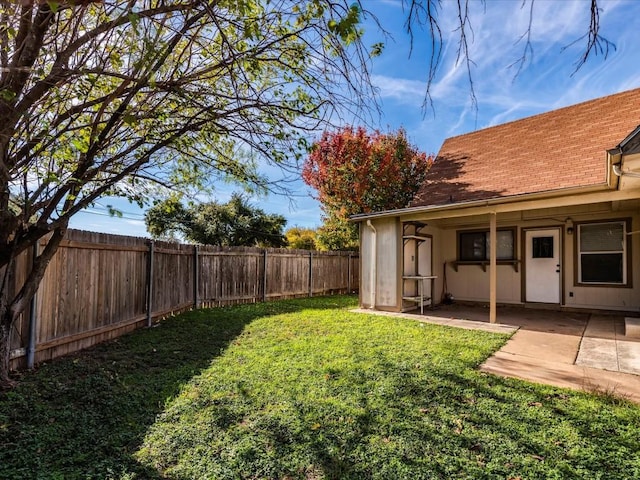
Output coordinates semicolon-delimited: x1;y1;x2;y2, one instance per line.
0;296;353;479
148;341;640;480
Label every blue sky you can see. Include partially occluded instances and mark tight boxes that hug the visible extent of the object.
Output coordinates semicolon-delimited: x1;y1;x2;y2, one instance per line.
70;0;640;237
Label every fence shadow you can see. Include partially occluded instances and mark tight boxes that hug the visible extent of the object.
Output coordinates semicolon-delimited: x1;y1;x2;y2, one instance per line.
0;297;351;478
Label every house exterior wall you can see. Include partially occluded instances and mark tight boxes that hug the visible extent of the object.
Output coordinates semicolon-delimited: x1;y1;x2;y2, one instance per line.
431;203;640;312
360;199;640;314
563;214;639;311
440;227;521;304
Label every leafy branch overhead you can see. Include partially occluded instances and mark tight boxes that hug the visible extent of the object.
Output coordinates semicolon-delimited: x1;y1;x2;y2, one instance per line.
0;0;374;386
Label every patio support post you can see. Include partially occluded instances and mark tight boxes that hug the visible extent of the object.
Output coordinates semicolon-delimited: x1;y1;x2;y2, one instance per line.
489;212;497;323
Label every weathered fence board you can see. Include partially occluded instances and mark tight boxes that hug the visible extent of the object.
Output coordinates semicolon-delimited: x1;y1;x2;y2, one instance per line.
7;229;359;370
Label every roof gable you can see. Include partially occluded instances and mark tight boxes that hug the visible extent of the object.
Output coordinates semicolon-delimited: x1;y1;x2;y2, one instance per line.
410;88;640;208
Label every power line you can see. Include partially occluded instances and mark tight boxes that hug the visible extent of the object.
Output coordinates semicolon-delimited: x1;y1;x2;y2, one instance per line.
80;208;145;222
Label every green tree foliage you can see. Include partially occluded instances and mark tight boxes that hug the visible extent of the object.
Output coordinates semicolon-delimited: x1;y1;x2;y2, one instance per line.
0;0;374;386
315;214;359;252
302;126;432;250
285;226;317;250
145;194;287;247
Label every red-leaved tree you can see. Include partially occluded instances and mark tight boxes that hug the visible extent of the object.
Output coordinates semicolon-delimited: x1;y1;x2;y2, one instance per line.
302;126;433;218
302;126;432;250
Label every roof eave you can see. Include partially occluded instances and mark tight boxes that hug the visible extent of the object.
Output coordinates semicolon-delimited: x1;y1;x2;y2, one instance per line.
619;124;640;150
349;183;611;222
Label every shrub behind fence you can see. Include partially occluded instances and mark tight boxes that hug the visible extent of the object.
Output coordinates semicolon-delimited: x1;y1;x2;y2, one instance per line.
7;230;359;370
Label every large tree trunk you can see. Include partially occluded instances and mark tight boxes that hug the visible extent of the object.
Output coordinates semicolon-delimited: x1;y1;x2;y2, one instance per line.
0;227;66;388
0;310;16;389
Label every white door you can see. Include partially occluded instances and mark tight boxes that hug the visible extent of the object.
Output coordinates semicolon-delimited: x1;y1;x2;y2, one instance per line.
525;228;560;303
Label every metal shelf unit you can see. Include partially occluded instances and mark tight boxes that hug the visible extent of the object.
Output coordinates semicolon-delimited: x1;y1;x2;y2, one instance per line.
402;222;436;314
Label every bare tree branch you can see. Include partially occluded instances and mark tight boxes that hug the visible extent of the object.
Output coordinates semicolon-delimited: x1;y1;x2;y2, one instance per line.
562;0;615;74
508;0;535;80
403;0;616;115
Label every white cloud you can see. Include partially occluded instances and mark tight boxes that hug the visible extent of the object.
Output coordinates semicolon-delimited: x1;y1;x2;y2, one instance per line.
371;74;425;103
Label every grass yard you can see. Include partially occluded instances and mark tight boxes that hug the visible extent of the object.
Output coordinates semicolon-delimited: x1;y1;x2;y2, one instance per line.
1;296;639;479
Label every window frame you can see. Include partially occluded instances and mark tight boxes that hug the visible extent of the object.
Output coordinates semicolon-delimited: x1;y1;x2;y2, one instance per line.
457;227;517;263
575;219;632;287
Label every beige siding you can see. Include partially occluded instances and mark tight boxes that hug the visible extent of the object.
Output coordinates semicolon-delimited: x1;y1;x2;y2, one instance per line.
407;202;640;312
441;228;521;304
563;212;640;311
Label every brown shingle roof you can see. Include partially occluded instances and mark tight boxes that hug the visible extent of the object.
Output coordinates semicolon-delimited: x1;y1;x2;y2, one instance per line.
410;88;640;208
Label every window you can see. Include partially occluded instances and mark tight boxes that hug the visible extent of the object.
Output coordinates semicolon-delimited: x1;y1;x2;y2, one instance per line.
458;229;515;261
577;221;627;285
532;236;554;258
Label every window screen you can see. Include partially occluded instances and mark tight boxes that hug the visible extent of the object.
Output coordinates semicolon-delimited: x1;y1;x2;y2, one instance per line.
458;229;515;261
459;232;486;261
580;223;624;252
578;222;626;284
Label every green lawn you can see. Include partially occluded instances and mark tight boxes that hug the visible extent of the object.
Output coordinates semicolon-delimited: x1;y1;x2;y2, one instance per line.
1;296;639;479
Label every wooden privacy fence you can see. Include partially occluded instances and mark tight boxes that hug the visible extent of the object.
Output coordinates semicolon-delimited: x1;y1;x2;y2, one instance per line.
7;229;359;371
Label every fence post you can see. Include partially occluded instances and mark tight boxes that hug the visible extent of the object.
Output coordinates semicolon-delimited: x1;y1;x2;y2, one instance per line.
27;241;39;369
308;251;313;297
193;245;199;309
262;249;267;303
146;240;154;327
347;253;352;294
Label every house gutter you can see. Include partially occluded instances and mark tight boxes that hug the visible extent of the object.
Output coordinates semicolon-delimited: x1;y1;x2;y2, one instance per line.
349;183;612;223
610;146;640;179
611;124;640;180
366;220;377;309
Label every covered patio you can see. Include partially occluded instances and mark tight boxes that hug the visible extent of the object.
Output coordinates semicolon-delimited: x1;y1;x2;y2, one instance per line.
354;304;640;403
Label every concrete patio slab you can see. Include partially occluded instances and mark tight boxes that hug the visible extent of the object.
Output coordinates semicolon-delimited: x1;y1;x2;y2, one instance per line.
574;337;618;371
481;350;640;403
583;315;618;340
500;329;582;364
576;314;640;376
618;341;640;375
626;317;640;338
